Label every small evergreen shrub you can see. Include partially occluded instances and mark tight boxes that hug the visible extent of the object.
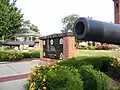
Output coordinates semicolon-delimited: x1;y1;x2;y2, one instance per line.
31;50;40;58
22;50;40;58
22;52;31;58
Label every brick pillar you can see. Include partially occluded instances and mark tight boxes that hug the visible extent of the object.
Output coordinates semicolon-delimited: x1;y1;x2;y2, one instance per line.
63;36;76;59
40;39;43;59
113;0;120;24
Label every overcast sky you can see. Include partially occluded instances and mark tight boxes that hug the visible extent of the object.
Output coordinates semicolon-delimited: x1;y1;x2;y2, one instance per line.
16;0;114;36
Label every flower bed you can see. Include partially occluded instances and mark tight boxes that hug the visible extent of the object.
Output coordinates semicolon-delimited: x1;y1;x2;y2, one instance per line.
27;56;111;90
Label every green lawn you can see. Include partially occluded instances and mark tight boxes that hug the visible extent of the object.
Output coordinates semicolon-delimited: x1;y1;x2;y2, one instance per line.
76;50;120;58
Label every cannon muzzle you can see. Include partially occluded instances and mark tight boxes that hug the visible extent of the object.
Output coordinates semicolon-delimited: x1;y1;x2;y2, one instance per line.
73;17;120;45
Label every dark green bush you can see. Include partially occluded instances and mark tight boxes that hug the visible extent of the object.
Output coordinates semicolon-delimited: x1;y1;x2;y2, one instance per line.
28;64;83;90
77;65;108;90
0;51;23;61
79;65;108;90
58;56;116;72
79;65;97;90
22;50;40;58
31;50;40;58
47;66;83;90
22;52;31;58
107;58;120;79
83;56;115;72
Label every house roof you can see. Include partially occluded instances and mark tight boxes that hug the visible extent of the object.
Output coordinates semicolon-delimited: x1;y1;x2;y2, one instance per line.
2;41;35;46
15;28;40;36
40;32;73;39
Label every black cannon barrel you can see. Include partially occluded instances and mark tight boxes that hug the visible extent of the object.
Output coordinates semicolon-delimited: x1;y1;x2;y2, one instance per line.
73;17;120;45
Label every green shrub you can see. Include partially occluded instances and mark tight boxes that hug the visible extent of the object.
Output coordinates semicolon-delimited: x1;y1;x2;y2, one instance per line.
22;52;31;58
107;58;120;79
79;65;97;90
77;45;96;50
77;46;88;50
31;50;40;58
0;51;23;61
22;50;40;58
88;46;96;50
57;57;88;70
58;56;116;72
79;65;108;90
27;64;83;90
83;56;115;72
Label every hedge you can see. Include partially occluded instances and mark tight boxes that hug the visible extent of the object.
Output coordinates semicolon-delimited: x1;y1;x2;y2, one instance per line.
57;56;116;72
27;64;109;90
27;64;83;90
0;50;40;62
0;51;23;61
22;50;40;58
79;65;108;90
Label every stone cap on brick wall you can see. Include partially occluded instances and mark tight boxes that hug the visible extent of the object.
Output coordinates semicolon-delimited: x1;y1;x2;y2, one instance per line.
39;32;73;40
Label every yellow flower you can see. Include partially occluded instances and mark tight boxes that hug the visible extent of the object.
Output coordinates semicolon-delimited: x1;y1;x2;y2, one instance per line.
30;66;35;70
30;87;35;90
30;83;34;88
29;82;36;90
43;75;46;78
43;86;47;89
43;78;46;82
51;65;55;68
33;72;37;76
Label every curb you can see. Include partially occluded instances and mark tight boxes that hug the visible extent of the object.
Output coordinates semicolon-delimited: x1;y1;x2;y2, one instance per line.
0;59;40;64
0;73;29;83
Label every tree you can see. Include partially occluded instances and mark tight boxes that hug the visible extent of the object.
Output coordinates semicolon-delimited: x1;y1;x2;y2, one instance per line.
30;24;39;32
61;14;79;33
22;20;39;32
22;20;31;28
0;0;23;40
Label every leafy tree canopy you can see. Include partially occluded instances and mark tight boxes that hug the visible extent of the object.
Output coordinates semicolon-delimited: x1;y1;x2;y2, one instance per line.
30;24;39;32
0;0;23;40
22;20;39;32
61;14;79;33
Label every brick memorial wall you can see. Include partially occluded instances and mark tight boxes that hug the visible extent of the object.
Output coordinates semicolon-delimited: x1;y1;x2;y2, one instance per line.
40;33;76;60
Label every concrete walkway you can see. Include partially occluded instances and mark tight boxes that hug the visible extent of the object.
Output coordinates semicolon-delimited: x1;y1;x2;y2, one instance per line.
0;59;42;77
0;59;50;90
0;79;27;90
